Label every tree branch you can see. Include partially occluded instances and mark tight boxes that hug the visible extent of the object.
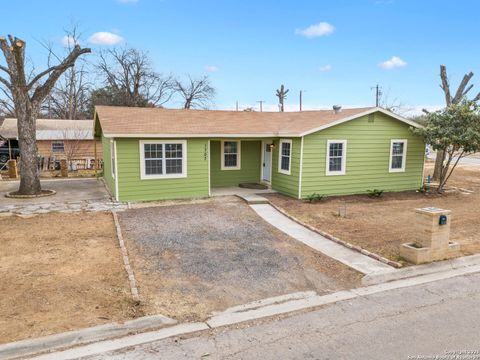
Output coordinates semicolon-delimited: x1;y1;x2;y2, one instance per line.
440;65;452;106
31;45;90;105
0;64;10;75
0;75;11;89
452;72;474;104
27;65;64;90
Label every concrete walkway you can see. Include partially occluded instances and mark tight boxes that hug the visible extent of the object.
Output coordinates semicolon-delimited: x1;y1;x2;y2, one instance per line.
0;179;126;215
250;203;395;275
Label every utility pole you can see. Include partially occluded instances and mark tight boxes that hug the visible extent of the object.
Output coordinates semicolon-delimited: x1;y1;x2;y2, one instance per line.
236;101;238;111
371;84;382;107
256;100;265;112
299;90;306;111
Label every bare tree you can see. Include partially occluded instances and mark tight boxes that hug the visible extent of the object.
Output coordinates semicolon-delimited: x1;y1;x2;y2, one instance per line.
0;35;90;195
0;84;14;116
174;75;216;109
276;84;289;112
95;47;174;107
430;65;480;181
43;26;92;119
62;127;90;168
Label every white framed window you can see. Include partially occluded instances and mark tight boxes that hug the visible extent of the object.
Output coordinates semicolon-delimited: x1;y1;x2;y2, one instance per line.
278;139;292;175
139;140;187;179
221;140;241;170
389;139;407;172
52;141;65;153
326;140;347;176
110;140;116;179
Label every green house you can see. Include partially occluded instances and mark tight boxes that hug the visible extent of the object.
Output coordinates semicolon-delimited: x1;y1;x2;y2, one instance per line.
94;105;425;202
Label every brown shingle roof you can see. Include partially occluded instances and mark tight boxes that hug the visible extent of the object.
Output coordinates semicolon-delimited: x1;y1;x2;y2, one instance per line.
95;106;418;138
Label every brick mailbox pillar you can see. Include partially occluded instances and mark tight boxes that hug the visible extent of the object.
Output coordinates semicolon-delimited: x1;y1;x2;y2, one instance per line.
8;159;18;179
400;207;460;264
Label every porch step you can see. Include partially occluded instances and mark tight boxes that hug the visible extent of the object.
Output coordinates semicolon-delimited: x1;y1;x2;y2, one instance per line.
236;194;270;205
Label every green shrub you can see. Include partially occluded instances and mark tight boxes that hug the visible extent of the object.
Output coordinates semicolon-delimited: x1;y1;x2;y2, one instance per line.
366;189;384;198
305;193;326;203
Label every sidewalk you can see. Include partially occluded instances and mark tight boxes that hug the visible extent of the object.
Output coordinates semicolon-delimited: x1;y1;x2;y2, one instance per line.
250;203;395;275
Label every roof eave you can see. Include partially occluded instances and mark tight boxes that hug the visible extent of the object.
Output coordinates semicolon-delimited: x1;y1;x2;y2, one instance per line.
102;133;301;139
298;107;424;136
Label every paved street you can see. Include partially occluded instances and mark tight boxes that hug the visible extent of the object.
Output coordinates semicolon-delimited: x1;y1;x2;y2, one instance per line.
84;272;480;360
428;154;480;166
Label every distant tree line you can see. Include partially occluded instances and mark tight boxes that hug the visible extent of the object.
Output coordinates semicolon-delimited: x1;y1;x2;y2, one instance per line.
0;25;216;120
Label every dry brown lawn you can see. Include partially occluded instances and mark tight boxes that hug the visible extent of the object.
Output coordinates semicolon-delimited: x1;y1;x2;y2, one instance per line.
0;212;138;344
265;163;480;264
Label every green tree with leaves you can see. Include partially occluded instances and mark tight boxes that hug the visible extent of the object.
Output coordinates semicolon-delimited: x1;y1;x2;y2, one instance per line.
414;99;480;192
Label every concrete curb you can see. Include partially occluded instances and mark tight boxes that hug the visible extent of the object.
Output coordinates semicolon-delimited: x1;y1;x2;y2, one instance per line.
206;263;480;329
5;264;480;359
111;211;140;301
30;323;209;360
267;201;403;268
0;315;176;360
362;253;480;285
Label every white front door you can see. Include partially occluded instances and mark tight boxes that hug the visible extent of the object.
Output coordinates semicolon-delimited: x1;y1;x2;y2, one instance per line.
262;141;272;183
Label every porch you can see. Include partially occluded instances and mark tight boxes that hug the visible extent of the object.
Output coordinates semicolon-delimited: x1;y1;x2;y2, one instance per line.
209;139;275;189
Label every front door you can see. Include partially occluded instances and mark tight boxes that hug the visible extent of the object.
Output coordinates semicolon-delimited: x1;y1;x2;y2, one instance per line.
262;141;272;183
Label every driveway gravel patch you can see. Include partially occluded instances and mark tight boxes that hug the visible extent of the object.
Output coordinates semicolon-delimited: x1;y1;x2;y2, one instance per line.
118;197;361;321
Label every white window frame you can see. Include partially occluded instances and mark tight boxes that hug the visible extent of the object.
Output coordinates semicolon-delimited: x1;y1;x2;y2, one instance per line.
139;140;187;180
278;139;292;175
110;140;116;179
389;139;407;173
52;141;65;153
221;140;241;170
326;140;347;176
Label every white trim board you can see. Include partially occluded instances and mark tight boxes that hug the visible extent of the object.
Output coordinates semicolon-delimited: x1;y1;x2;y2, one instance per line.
220;140;241;170
298;136;304;199
389;139;408;173
278;139;292;175
138;140;188;180
113;139;119;202
325;139;347;176
298;107;424;137
208;140;211;196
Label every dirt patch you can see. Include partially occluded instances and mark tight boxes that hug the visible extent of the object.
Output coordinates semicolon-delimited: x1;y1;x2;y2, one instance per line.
118;197;361;322
265;164;480;264
0;212;137;344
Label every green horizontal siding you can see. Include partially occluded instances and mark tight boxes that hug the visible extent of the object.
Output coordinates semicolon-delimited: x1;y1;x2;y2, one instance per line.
116;138;209;201
300;113;425;198
101;135;116;197
210;140;261;187
271;138;301;198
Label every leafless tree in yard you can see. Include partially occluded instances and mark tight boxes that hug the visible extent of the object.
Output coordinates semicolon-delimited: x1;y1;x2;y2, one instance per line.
62;128;90;168
429;65;480;181
0;35;90;195
174;75;216;109
95;47;174;107
43;26;92;119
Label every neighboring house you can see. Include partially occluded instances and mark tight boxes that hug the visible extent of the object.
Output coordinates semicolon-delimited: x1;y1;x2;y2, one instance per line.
0;118;102;168
94;105;425;202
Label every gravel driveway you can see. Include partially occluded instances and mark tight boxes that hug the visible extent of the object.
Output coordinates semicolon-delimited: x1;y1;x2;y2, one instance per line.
118;197;360;321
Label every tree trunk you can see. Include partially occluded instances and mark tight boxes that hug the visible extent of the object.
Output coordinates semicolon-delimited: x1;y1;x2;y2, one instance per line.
432;150;445;181
17;104;41;195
